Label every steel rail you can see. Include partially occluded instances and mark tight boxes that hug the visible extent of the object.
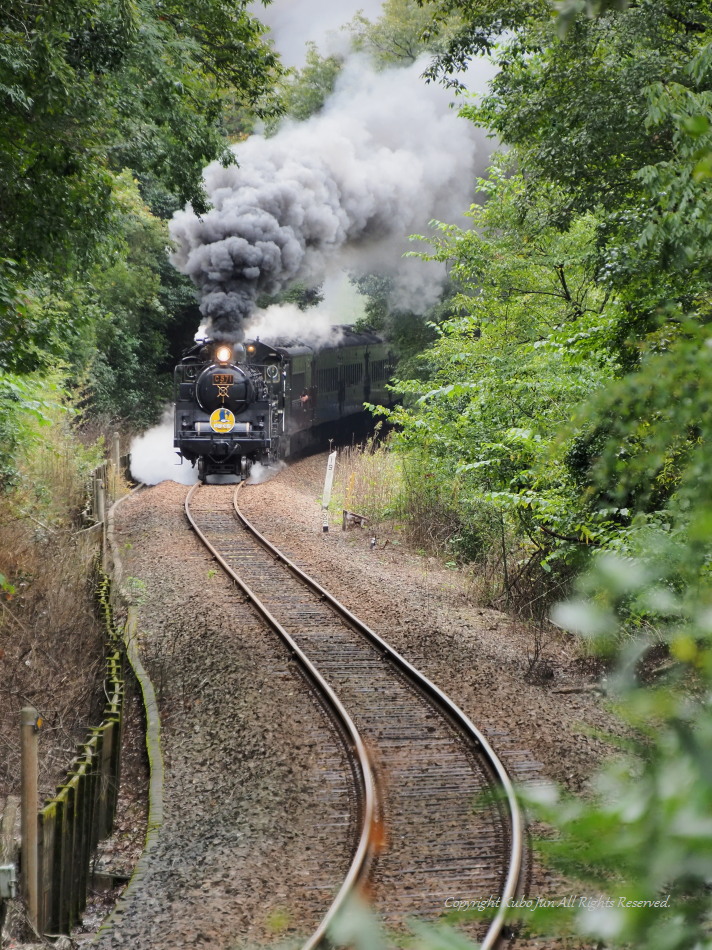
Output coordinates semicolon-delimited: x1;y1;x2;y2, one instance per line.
233;481;525;949
185;483;378;950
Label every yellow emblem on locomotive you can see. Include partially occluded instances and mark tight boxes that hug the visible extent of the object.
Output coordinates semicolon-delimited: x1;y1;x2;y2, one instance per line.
209;408;235;433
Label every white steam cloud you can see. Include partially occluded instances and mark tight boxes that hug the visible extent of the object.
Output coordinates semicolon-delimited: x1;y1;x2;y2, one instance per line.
130;408;198;486
247;460;287;485
255;0;385;66
245;302;345;348
169;54;493;341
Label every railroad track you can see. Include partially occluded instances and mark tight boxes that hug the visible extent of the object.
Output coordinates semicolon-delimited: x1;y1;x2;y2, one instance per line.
185;482;524;948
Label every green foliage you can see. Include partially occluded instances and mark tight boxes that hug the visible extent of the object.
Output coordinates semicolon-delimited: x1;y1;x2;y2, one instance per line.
0;0;281;391
0;264;89;375
398;1;712;573
526;476;712;948
465;5;697;214
573;330;711;519
0;0;280;268
267;43;343;130
0;0;118;273
103;4;280;214
384;162;617;584
0;369;74;488
398;1;712;946
85;171;196;426
417;0;551;87
1;171;197;428
347;0;463;68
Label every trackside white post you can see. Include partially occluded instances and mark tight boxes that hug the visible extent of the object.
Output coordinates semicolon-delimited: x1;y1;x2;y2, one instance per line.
322;450;337;533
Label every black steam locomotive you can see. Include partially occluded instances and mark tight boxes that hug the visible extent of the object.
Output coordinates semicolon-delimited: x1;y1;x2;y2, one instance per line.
174;327;394;481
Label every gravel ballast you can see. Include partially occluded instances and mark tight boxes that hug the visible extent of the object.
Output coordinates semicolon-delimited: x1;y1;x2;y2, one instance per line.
97;480;355;949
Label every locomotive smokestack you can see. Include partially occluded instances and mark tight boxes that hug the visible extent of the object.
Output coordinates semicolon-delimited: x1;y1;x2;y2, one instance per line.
169;55;493;338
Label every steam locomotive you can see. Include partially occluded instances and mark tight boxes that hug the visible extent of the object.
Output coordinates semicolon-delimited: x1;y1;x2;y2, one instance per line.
174;327;394;481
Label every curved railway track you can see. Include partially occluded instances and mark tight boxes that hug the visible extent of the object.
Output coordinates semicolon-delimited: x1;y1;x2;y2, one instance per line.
185;481;525;948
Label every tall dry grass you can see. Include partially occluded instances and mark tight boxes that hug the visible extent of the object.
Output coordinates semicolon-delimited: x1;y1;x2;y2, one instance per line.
332;430;406;526
333;437;474;556
0;413;105;799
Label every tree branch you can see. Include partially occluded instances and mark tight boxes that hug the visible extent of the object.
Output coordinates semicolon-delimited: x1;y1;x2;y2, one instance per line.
556;264;572;302
539;523;601;546
666;11;707;32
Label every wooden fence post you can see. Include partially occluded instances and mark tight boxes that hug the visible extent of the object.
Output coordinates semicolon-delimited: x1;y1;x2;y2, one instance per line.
96;479;106;525
112;432;120;475
37;801;57;934
63;776;79;930
75;760;90;923
111;433;121;503
96;472;107;567
54;789;69;933
20;707;40;929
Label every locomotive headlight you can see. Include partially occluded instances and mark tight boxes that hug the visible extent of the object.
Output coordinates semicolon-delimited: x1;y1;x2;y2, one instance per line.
215;344;232;364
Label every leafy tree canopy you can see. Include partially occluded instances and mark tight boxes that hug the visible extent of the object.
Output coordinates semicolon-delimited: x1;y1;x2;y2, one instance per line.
0;0;282;411
347;0;464;68
416;0;551;83
265;42;342;130
464;2;712;215
0;0;282;277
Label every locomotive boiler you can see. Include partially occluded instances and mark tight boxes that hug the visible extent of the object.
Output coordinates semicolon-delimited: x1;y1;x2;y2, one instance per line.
174;327;394;481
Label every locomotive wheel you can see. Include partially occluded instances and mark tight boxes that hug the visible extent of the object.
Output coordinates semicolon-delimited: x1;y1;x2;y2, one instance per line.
240;457;250;481
197;458;207;483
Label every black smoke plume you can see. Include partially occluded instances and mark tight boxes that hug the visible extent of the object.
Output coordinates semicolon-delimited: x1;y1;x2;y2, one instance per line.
169;56;493;339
